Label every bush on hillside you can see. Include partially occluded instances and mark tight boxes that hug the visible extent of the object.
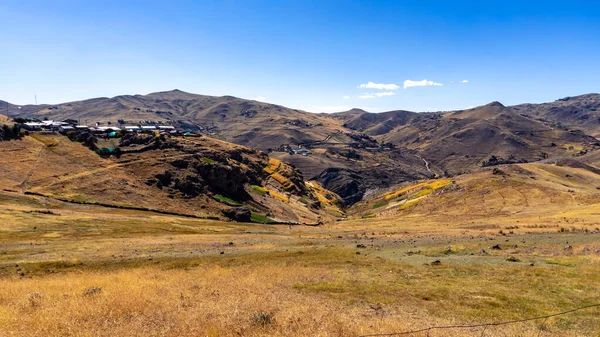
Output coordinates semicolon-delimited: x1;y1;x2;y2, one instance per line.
0;124;23;141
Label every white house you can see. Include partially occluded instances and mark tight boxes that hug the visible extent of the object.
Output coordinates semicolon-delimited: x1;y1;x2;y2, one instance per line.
124;126;142;132
22;122;43;131
141;126;157;132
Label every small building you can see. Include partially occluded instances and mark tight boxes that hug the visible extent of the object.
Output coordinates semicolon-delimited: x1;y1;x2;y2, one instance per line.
158;125;176;134
75;125;89;130
91;126;119;133
292;148;311;156
62;119;79;125
141;126;156;132
59;125;74;133
40;120;67;130
22;122;43;131
124;126;142;132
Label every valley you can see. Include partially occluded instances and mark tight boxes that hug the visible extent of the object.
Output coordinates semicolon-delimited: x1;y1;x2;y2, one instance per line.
1;92;600;336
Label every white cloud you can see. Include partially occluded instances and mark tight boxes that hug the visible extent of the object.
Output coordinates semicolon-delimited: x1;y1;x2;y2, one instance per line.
253;96;267;101
403;79;443;89
359;91;395;99
342;95;350;99
461;80;469;83
358;81;400;90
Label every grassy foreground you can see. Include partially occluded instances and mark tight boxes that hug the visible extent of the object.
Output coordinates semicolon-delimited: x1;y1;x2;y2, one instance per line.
0;191;599;336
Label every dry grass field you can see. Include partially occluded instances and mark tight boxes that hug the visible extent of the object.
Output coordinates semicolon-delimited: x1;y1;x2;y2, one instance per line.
1;133;600;336
1;184;600;336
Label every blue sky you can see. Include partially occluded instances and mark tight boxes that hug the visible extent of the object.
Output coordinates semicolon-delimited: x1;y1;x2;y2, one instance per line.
1;0;599;112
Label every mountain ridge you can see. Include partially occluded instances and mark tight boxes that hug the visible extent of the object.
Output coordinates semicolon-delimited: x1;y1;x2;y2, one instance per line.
3;90;600;204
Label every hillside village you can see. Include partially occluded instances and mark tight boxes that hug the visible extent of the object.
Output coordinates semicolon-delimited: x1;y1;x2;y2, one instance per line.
18;118;179;135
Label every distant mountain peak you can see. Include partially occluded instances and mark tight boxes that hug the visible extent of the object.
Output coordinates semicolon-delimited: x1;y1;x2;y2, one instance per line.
486;101;505;108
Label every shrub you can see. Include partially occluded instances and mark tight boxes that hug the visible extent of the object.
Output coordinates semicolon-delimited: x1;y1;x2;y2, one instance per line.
251;312;274;327
83;287;102;296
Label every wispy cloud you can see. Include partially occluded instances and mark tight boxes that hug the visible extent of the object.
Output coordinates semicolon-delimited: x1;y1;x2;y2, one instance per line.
358;81;400;90
403;79;443;89
342;95;350;99
253;96;267;101
359;91;395;99
461;80;469;83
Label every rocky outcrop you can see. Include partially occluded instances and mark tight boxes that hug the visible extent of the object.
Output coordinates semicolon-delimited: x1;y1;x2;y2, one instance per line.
222;207;252;222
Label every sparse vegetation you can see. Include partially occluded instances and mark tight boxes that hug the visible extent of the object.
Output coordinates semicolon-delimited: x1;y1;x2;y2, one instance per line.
250;185;268;196
250;212;277;224
213;194;241;206
372;201;388;209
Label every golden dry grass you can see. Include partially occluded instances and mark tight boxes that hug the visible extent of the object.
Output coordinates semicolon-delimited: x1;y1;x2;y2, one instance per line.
1;189;600;336
2;136;600;336
266;188;289;202
263;158;281;175
383;179;451;201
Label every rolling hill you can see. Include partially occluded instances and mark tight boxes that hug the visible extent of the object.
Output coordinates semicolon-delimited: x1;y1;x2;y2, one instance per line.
3;90;600;205
0;130;339;224
513;93;600;137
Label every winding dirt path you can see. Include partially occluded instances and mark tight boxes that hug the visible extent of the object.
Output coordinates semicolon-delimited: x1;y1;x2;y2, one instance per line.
417;155;438;178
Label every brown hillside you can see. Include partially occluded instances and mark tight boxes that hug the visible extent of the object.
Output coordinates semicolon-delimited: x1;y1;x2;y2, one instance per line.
5;91;600;205
513;93;600;137
348;161;600;227
0;133;338;224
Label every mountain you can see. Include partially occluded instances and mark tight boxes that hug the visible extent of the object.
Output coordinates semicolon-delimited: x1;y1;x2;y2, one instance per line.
512;93;600;138
333;101;599;175
6;90;350;152
4;90;600;205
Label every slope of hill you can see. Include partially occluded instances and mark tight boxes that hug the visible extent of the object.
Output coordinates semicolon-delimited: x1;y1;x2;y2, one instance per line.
5;90;350;152
4;91;600;205
0;132;339;224
348;160;600;227
512;93;600;137
334;102;600;175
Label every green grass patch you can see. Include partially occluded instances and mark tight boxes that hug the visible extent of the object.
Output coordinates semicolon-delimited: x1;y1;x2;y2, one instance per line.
411;188;433;199
361;213;376;219
250;185;268;196
250;212;277;224
213;194;241;206
545;258;577;267
372;201;389;209
200;157;214;164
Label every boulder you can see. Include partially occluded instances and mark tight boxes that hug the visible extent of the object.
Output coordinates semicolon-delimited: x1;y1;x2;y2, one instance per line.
222;207;252;222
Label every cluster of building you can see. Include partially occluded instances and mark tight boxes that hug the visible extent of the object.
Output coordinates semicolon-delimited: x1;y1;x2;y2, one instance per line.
20;119;177;135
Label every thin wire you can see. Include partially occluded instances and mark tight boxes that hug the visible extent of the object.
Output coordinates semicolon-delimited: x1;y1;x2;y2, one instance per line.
359;304;600;337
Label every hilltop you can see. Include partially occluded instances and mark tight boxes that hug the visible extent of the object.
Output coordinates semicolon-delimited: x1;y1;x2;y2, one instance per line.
4;91;600;204
513;93;600;137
